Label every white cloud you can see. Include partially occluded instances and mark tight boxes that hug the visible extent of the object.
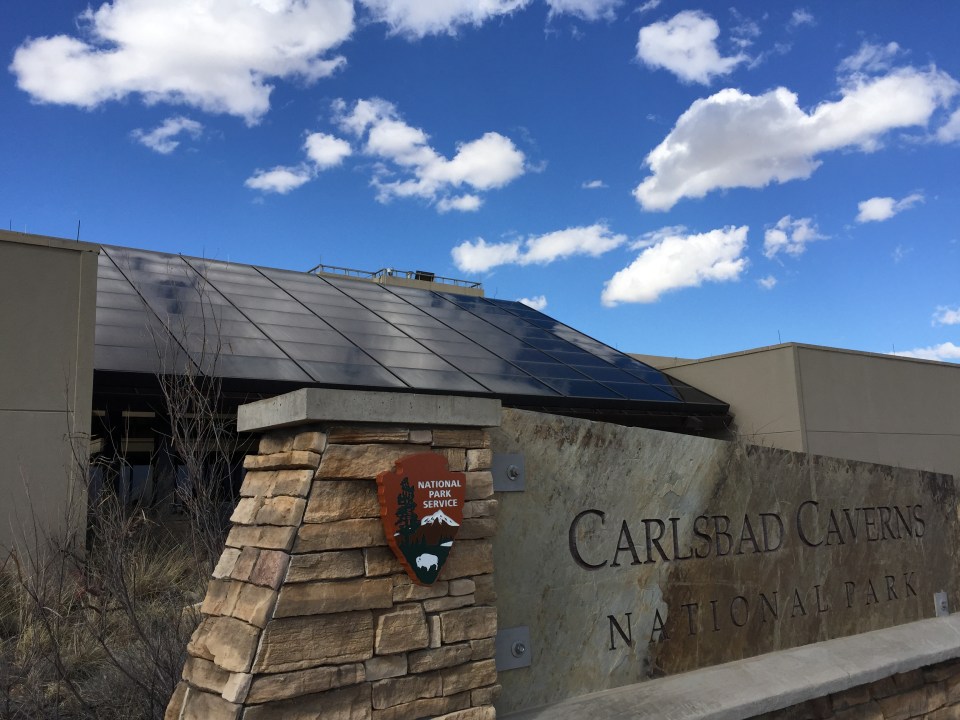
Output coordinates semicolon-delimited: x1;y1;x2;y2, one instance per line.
763;216;826;258
601;225;749;305
856;193;924;223
758;275;777;290
634;67;958;211
637;11;747;85
636;0;660;12
244;165;313;194
358;0;529;38
10;0;354;123
838;41;903;75
788;9;814;28
582;179;607;189
336;98;526;211
544;0;621;21
937;108;960;143
131;116;202;154
893;342;960;362
933;306;960;326
517;295;548;310
452;223;626;273
304;132;352;169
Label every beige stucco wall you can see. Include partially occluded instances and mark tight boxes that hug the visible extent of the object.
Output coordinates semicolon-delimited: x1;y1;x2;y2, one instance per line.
0;231;99;552
796;345;960;478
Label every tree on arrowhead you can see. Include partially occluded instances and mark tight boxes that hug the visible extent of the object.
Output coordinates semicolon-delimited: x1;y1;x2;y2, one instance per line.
395;476;419;544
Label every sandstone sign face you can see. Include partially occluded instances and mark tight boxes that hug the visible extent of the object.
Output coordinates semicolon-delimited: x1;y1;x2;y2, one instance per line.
377;452;466;585
491;408;960;714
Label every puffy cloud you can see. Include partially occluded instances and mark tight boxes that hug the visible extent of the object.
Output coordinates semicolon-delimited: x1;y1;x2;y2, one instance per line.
246;130;351;193
893;342;960;362
763;216;826;258
452;223;626;273
837;41;903;75
10;0;354;123
131;116;202;154
544;0;621;21
336;98;525;211
788;9;815;28
855;193;924;223
304;132;352;169
937;108;960;143
637;11;747;85
933;306;960;326
601;225;748;305
634;67;958;211
358;0;529;38
758;275;777;290
582;179;607;189
244;165;313;194
517;295;548;310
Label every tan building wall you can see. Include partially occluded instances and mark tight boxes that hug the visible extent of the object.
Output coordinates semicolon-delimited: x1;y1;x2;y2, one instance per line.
639;343;960;478
0;231;99;552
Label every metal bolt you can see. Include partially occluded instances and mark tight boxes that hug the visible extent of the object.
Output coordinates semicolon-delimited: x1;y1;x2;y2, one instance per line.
507;464;520;481
511;641;526;657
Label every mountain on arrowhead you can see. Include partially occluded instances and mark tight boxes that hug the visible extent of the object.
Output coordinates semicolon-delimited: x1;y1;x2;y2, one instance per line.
410;509;459;545
420;509;459;527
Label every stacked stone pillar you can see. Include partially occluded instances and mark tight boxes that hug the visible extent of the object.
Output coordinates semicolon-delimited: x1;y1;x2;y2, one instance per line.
165;389;502;720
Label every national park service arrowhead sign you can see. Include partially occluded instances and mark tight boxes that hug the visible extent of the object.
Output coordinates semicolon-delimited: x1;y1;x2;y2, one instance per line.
377;452;466;585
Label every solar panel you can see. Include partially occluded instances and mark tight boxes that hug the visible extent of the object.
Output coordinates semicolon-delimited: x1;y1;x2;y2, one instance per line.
93;245;729;418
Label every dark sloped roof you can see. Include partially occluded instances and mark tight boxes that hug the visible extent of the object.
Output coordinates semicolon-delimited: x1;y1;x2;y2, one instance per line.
94;245;728;421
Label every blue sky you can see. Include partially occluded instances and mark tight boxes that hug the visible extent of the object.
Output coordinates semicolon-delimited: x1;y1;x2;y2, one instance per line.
3;0;959;360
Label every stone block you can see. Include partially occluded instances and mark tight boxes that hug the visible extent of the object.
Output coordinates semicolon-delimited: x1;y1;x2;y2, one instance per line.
226;525;297;552
327;427;410;444
365;655;408;682
200;579;240;617
187;615;262;673
246;663;365;704
255;495;306;526
876;684;946;719
243;451;321;472
212;548;242;580
232;583;278;628
295;518;386;552
441;659;497;696
287;551;365;582
183;656;231;694
317;444;425;479
375;605;430;655
253;611;374;673
459;518;496;540
274;577;394;617
946;673;960;704
228;547;258;582
365;547;403;576
924;705;960;720
240;470;313;498
230;497;260;525
180;687;241;720
407;644;472;674
243;683;372;720
372;672;442;709
428;614;442;648
440;607;496;644
393;578;449;602
435;447;467;471
473;574;496;604
259;429;326;455
464;472;493;500
164;681;187;720
438;541;493;580
471;684;501;706
432;429;489;449
221;673;252;704
465;449;493;471
304;480;380;523
469;637;496;660
435;708;496;720
462;500;498;519
448;579;475;596
409;429;433;444
370;692;470;720
423;594;474;613
831;684;872;711
871;669;924;699
249;549;290;590
925;660;960;684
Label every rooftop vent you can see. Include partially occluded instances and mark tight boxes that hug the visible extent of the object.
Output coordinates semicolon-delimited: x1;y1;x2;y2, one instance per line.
308;263;483;296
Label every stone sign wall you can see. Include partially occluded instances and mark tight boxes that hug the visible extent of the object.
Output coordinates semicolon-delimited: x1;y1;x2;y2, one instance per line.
166;409;501;720
491;408;960;715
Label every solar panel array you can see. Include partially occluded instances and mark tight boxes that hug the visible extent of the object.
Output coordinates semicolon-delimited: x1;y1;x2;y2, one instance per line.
94;245;727;414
